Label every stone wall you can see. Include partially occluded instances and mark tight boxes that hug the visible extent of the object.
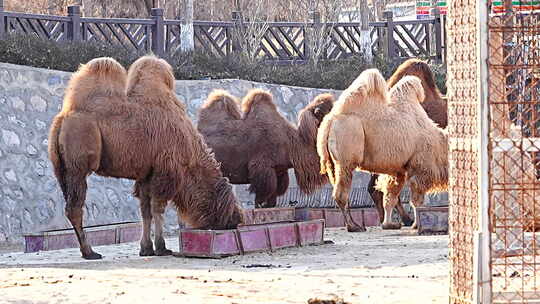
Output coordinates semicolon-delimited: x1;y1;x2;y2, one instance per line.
0;62;447;244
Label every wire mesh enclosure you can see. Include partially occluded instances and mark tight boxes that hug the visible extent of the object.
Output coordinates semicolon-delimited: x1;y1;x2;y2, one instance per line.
487;1;540;302
449;1;540;303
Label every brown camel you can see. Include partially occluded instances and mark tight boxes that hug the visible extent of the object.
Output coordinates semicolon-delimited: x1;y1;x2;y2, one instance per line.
369;58;448;226
48;56;242;259
197;89;334;208
317;69;448;232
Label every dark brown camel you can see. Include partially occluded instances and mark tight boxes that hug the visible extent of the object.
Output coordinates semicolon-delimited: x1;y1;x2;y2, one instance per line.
369;58;448;226
197;89;334;208
48;56;242;260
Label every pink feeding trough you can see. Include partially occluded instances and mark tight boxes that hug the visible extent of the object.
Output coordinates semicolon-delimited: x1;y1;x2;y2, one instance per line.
178;207;326;258
178;219;325;258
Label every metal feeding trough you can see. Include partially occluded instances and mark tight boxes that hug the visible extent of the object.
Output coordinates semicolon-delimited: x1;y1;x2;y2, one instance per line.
294;207;380;228
416;206;449;235
178;219;325;258
23;221;142;253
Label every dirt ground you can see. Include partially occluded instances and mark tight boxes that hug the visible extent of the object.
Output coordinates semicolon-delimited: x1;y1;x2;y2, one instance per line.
0;227;449;304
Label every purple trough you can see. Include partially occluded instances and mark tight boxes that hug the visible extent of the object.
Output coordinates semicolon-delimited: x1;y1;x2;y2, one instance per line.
294;208;379;228
23;222;142;253
416;206;449;235
178;219;325;258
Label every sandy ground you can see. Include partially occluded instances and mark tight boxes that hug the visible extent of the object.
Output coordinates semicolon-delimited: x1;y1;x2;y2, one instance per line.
0;227;449;304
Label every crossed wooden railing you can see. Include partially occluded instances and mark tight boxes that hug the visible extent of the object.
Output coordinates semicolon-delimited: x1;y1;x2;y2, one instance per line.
0;4;446;63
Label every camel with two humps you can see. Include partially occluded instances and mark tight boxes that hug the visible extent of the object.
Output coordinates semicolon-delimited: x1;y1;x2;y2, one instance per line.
317;68;448;232
197;89;334;208
48;56;243;259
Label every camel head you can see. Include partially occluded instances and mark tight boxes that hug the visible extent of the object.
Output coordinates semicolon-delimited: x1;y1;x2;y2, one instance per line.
290;94;335;194
126;55;175;96
209;177;244;229
389;75;425;104
387;58;441;101
298;93;335;144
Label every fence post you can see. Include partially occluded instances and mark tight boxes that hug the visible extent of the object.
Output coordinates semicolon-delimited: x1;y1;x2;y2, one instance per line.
151;8;164;57
0;0;5;39
383;10;395;61
305;11;320;61
231;11;243;54
431;8;443;63
67;5;81;42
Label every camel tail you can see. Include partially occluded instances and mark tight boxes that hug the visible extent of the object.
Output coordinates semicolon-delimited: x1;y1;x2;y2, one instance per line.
48;115;68;196
316;115;337;185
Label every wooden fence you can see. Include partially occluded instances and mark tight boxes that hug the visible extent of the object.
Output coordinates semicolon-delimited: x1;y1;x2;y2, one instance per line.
0;4;446;63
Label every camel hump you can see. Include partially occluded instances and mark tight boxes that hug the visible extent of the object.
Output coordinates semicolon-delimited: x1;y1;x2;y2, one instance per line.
82;57;127;78
337;69;388;113
387;58;441;98
241;89;276;115
362;68;388;99
347;68;388;102
201;89;242;119
61;57;127;111
389;75;425;104
126;55;175;95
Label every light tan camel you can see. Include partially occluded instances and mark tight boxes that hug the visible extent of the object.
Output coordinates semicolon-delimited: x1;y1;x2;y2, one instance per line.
317;69;448;231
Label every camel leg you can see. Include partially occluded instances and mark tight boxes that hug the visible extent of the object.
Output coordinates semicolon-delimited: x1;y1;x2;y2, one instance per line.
369;174;413;226
248;162;277;208
58;118;102;259
381;174;406;230
395;197;414;226
151;199;172;256
265;170;289;208
64;173;102;260
367;174;385;223
409;189;425;230
137;185;155;256
334;165;365;232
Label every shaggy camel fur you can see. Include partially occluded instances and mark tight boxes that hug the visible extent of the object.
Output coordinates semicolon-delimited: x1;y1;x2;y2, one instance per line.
198;89;334;208
369;58;448;226
317;69;448;231
48;56;242;260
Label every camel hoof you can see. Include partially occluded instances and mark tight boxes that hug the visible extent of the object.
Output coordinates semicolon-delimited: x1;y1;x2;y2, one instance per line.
139;247;155;257
402;217;414;227
382;222;402;230
82;251;103;260
155;248;173;256
346;225;366;233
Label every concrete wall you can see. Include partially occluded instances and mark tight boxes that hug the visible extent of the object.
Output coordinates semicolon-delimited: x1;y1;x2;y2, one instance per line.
0;62;447;244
